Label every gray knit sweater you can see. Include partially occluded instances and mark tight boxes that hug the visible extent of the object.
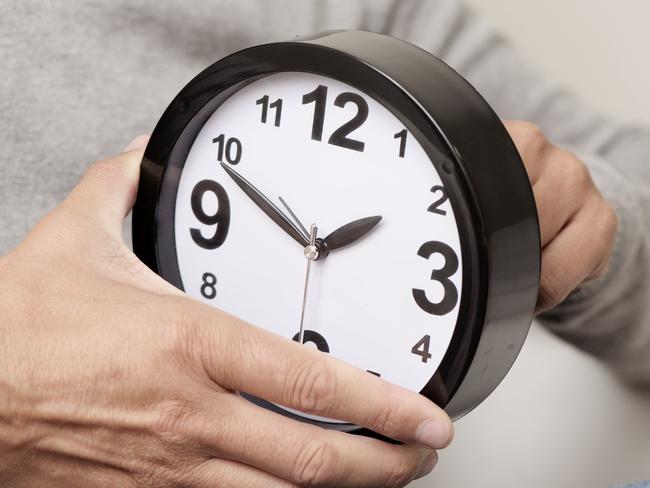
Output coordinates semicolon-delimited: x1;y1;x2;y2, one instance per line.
1;0;649;400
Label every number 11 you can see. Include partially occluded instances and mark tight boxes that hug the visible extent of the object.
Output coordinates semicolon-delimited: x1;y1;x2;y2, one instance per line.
256;95;283;127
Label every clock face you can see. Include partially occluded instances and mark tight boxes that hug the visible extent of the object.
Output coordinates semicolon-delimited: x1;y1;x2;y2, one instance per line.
173;72;463;422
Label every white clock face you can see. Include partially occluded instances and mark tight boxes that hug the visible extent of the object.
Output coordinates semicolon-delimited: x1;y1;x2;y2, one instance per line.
174;72;463;421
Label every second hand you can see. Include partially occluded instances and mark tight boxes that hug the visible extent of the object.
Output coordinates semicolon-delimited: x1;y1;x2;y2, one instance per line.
299;224;319;345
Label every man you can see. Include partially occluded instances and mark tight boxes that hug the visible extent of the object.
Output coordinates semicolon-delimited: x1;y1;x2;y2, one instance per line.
0;1;647;486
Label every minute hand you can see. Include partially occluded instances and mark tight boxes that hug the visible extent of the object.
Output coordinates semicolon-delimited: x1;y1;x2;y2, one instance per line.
220;163;309;247
319;215;383;255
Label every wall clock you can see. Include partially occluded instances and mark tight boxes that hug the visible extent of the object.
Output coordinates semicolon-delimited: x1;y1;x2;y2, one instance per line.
133;30;540;436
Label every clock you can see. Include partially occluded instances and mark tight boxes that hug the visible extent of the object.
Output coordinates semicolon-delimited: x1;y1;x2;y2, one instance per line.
133;30;540;434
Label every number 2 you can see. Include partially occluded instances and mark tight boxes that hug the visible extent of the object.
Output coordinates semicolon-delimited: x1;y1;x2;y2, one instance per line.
302;85;368;152
428;186;448;216
328;92;368;152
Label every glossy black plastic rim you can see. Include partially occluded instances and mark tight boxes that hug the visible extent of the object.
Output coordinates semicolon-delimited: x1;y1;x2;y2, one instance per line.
133;31;540;432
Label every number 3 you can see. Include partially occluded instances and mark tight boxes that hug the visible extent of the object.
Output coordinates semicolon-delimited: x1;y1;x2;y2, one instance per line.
412;241;459;316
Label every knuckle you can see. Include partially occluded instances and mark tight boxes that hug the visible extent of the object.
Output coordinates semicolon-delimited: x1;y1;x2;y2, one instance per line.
385;456;417;488
539;267;570;311
160;302;206;363
293;439;340;487
510;121;547;149
130;460;172;488
563;155;592;190
367;394;402;436
289;359;338;414
599;203;619;238
150;398;196;443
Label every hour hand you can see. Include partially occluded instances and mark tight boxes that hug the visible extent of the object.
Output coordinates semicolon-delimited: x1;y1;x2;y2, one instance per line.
220;163;309;247
319;215;382;255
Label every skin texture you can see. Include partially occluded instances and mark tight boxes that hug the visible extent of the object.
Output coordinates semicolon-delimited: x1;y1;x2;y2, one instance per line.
504;121;618;313
0;136;450;488
0;122;617;486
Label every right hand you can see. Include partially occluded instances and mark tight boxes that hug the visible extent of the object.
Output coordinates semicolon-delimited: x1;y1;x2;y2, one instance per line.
0;137;453;488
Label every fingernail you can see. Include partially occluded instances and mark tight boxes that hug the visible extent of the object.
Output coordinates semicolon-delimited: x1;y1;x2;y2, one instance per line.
124;134;149;152
415;419;452;449
415;451;438;479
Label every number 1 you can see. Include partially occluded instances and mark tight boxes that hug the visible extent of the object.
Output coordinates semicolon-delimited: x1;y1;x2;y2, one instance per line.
394;129;407;158
302;85;328;141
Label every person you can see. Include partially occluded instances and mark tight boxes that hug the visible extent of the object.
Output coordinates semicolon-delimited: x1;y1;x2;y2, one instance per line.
0;1;647;486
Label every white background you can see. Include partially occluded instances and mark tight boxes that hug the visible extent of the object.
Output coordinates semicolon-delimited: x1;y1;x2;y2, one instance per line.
415;2;650;487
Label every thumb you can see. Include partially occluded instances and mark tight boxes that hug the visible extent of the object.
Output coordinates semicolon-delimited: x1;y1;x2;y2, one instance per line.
62;135;149;238
124;134;150;152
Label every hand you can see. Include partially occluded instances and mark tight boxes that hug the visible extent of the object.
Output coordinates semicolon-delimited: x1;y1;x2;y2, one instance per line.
220;162;309;247
0;137;453;487
505;121;618;313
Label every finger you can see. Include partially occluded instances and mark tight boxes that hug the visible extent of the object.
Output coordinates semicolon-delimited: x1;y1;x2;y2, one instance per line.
189;392;436;487
533;148;591;247
125;134;150;152
537;197;617;312
503;120;550;184
189;458;297;488
178;300;454;449
61;141;146;237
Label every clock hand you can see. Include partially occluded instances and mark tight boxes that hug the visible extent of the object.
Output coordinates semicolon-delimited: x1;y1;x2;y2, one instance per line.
278;196;310;238
220;163;309;247
298;224;319;345
319;215;383;255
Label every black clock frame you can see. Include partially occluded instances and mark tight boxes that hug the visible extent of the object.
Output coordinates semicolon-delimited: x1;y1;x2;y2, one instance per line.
133;31;540;434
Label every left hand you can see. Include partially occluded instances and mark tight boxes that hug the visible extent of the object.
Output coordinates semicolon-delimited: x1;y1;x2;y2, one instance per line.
505;121;618;313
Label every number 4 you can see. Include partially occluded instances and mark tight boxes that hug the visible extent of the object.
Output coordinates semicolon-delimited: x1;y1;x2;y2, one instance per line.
411;335;433;363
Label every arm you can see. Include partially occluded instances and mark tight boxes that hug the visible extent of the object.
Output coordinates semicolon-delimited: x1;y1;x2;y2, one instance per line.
383;0;650;386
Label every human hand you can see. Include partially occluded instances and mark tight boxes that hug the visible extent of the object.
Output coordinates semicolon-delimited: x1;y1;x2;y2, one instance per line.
505;121;618;313
0;137;453;488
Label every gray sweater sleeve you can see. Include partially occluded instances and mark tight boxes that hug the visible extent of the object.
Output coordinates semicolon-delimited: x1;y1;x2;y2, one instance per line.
381;0;650;385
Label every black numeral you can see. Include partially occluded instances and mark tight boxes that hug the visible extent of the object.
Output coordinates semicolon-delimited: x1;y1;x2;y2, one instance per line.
428;186;448;216
302;85;368;152
200;272;217;300
213;134;242;165
328;92;368;152
411;335;433;363
413;241;459;316
394;129;408;158
292;330;330;353
190;180;231;250
256;95;283;127
302;85;327;141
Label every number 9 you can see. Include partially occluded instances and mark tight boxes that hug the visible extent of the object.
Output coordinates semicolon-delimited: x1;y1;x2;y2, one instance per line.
190;179;231;250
